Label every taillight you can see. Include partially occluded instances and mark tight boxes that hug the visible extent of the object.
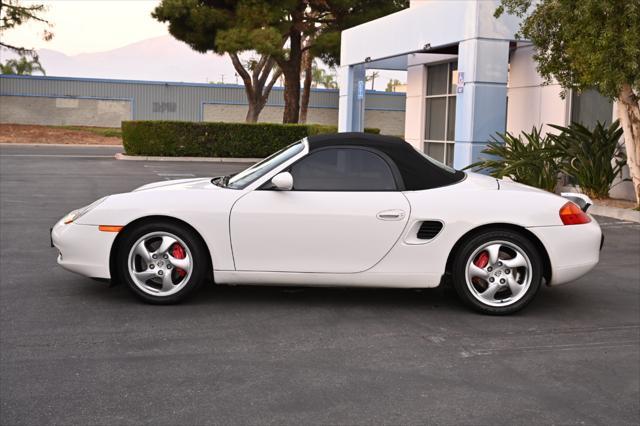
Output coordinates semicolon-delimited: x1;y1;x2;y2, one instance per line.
559;202;591;225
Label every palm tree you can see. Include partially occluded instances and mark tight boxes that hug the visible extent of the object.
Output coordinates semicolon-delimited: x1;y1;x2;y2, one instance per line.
321;73;338;89
310;63;338;89
0;55;46;75
311;63;325;88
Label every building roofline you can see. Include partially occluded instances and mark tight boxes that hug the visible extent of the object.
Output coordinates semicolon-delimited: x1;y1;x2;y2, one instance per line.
0;74;404;96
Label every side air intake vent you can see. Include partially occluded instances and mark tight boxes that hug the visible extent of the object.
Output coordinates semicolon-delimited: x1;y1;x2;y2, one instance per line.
417;221;443;240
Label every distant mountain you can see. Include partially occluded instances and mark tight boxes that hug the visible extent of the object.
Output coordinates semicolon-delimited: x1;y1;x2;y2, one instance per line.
1;34;405;88
20;35;243;84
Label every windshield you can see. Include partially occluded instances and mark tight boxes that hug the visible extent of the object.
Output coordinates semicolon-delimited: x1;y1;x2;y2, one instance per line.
224;141;305;189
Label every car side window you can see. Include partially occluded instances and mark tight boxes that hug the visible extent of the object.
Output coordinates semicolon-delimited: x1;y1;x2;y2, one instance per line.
290;147;398;191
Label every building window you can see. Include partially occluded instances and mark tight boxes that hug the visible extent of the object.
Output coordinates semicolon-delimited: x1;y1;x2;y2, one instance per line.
424;62;457;166
571;89;613;128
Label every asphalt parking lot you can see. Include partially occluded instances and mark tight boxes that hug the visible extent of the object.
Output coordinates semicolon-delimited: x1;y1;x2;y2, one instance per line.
1;144;639;425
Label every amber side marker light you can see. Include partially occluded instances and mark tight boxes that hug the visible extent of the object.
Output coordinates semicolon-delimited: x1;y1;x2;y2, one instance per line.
98;225;123;232
559;202;591;225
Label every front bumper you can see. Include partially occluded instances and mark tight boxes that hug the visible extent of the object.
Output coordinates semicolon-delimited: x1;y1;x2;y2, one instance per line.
51;220;116;279
528;218;602;286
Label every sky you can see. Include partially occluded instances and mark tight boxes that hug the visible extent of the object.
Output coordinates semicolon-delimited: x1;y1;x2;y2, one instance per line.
2;0;167;56
1;0;405;86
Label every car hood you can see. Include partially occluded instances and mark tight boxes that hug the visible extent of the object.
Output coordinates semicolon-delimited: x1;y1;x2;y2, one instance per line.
133;177;218;192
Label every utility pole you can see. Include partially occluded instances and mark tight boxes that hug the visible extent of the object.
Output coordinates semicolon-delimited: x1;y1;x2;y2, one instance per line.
235;73;239;85
220;74;225;84
370;71;379;91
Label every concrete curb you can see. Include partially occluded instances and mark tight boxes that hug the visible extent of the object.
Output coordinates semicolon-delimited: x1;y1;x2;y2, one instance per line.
114;152;260;163
0;143;122;148
590;204;640;223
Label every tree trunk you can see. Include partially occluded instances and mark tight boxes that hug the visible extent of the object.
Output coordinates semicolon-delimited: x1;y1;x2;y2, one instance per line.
245;101;260;123
282;67;301;123
229;52;280;123
617;84;640;207
280;20;303;124
299;50;313;124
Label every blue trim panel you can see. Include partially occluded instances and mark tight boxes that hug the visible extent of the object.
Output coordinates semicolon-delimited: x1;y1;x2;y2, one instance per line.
0;74;407;96
0;92;133;102
0;74;328;93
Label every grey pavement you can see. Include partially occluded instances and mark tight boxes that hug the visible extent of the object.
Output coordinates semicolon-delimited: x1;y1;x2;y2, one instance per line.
0;144;639;425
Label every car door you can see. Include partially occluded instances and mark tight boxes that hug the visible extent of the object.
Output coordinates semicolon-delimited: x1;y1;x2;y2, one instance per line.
230;146;410;273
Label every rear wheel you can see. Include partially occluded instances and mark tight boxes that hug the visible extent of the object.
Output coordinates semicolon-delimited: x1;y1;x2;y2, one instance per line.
452;230;542;315
117;221;209;304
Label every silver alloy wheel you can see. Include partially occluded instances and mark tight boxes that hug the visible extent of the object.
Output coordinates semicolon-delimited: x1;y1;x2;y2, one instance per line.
464;240;532;307
127;231;193;297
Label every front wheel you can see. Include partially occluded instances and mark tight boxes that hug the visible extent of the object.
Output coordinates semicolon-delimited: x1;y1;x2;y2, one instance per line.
452;230;543;315
117;221;209;304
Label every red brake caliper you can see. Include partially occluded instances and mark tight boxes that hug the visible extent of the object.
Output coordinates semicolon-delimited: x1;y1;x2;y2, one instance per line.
472;251;490;286
171;243;187;279
474;251;489;269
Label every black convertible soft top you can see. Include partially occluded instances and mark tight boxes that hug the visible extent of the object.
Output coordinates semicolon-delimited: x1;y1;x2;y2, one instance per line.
306;132;466;190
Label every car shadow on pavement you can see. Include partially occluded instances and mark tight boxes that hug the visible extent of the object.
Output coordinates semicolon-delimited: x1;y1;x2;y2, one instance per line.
72;277;597;316
73;278;468;311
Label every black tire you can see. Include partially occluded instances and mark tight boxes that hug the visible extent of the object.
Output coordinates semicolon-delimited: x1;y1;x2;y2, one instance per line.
116;221;209;304
452;229;543;315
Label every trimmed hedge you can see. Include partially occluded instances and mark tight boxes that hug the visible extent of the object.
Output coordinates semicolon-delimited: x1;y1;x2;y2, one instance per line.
122;121;381;158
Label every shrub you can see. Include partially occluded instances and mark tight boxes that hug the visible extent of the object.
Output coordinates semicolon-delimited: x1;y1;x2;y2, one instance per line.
122;121;380;158
549;120;626;199
465;127;562;192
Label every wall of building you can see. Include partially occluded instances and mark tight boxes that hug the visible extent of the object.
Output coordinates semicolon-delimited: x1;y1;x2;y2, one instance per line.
364;110;405;136
507;44;570;135
0;75;405;134
404;64;425;150
204;104;405;136
403;54;459;150
203;104;337;125
0;95;132;127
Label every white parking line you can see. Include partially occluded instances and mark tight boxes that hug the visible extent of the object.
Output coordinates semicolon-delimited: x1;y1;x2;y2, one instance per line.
599;221;639;228
0;154;113;158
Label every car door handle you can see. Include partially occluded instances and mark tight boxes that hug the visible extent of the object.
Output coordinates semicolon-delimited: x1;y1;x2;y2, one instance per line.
376;210;406;221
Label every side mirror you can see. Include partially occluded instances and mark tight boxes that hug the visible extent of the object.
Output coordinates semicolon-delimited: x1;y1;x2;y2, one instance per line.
270;172;293;191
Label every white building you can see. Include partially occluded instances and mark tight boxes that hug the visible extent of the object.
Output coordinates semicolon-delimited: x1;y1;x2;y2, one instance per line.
338;0;631;200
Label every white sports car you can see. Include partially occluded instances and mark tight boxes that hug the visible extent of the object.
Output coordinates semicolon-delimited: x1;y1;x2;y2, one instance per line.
51;133;602;314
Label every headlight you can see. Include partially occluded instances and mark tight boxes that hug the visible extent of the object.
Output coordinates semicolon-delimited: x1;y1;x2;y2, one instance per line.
61;197;107;224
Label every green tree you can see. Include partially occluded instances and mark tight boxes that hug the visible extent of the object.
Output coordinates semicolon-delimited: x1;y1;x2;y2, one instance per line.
321;73;338;90
385;79;403;92
311;62;325;88
153;0;281;123
0;0;53;75
497;0;640;206
0;0;52;55
0;55;45;75
154;0;407;124
310;63;337;89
